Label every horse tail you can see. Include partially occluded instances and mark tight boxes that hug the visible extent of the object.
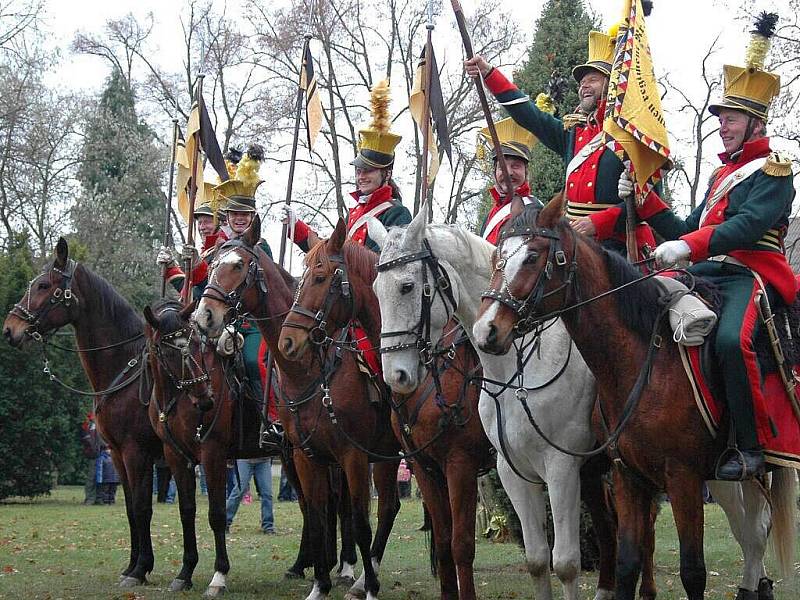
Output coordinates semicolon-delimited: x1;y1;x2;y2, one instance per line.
422;504;437;577
769;467;797;577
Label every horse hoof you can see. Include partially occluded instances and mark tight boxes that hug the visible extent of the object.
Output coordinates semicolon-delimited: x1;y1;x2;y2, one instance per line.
169;578;193;592
203;585;226;598
335;575;356;588
119;575;145;588
593;590;615;600
344;591;366;600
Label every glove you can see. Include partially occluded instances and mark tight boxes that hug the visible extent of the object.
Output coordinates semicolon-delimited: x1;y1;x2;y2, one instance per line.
653;240;691;267
280;204;296;225
216;325;243;356
618;171;634;200
180;244;200;268
156;246;176;267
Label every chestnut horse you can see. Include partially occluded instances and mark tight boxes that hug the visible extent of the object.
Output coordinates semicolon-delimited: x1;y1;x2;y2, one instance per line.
144;303;359;594
194;216;400;600
3;238;161;587
474;197;797;600
280;218;495;600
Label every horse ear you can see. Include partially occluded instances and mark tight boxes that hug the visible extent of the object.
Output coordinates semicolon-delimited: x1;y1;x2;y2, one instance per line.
180;300;196;323
510;195;525;219
330;218;347;252
55;237;69;269
405;203;428;244
367;217;388;250
539;190;566;228
143;305;160;330
243;213;262;247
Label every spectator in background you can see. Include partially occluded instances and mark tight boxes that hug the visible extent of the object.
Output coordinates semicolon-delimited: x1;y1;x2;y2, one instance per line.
96;443;119;504
277;460;298;502
226;457;275;534
80;412;101;505
397;459;412;498
153;458;177;504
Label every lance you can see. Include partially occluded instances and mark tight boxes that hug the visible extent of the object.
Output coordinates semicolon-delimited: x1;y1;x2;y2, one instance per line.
450;0;515;204
261;36;310;445
419;2;435;218
180;74;205;306
161;118;179;297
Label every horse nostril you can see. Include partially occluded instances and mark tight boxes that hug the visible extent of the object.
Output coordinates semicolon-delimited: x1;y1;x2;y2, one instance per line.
204;309;213;326
487;324;497;346
3;327;10;341
283;338;293;353
395;369;408;385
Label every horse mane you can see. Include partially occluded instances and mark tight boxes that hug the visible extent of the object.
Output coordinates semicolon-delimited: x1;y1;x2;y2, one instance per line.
149;298;186;334
72;262;144;343
503;204;664;342
305;238;378;283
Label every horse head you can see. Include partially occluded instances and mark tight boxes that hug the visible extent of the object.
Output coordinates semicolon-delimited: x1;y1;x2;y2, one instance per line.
144;300;214;412
280;218;348;360
474;191;576;355
4;237;81;347
194;214;265;339
370;204;459;394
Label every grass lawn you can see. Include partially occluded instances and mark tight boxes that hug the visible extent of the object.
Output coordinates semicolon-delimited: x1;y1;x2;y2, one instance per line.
1;484;798;599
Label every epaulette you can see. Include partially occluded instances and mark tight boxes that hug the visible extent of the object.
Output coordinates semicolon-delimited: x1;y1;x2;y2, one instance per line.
562;113;587;130
762;152;794;177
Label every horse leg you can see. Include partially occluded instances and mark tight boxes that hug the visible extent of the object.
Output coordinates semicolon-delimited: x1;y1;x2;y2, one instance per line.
368;461;401;565
295;452;334;600
336;469;358;586
118;473;139;579
612;468;655;600
546;455;584;600
342;454;379;600
283;451;312;579
496;457;553;599
119;446;155;587
445;459;480;600
202;445;231;598
165;446;199;592
580;456;616;600
414;464;458;599
665;469;706;600
638;498;658;600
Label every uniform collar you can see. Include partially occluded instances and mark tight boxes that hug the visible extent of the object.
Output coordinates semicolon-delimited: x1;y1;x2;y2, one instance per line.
718;136;771;165
586;99;606;128
489;181;531;205
350;184;394;207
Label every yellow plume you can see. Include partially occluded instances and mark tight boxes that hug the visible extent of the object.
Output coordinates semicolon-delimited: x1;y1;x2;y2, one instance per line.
236;144;264;190
535;93;556;115
369;79;392;134
608;22;620;41
745;12;778;71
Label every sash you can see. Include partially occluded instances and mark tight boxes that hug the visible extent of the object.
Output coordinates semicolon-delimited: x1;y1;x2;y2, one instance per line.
481;197;534;240
565;132;604;177
699;157;767;225
347;201;395;239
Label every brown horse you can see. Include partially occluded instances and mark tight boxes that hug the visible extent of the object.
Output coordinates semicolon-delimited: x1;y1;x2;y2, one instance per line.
473;196;797;600
282;218;495;599
3;237;161;587
144;301;359;595
194;215;400;600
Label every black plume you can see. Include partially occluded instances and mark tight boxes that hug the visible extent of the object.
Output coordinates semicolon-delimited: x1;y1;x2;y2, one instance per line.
225;146;243;164
548;70;568;106
246;143;265;162
642;1;653;17
752;12;778;39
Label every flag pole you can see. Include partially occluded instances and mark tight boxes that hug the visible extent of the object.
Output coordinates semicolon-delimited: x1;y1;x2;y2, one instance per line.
450;0;514;203
262;35;309;446
419;1;435;218
181;73;205;305
624;176;638;260
161;118;179;297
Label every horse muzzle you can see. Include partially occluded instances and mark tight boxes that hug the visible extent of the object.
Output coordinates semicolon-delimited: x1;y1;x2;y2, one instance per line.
2;317;29;348
279;329;308;361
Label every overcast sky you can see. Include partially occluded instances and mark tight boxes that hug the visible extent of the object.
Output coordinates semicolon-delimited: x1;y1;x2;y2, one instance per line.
37;0;795;266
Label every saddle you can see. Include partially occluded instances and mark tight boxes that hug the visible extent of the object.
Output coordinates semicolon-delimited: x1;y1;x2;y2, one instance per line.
664;273;800;469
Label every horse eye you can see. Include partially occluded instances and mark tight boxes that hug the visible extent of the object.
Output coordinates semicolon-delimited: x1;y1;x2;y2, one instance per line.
38;282;50;290
400;282;414;294
313;275;326;284
523;252;540;265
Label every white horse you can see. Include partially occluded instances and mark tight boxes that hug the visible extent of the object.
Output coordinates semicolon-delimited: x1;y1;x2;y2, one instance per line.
370;209;782;600
370;210;609;600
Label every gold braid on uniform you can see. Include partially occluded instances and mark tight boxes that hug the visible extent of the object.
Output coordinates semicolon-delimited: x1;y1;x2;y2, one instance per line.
562;113;588;130
762;152;794;177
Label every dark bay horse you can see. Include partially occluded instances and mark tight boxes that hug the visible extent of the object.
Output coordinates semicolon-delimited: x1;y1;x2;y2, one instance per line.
281;218;495;599
194;216;399;600
474;197;797;600
3;237;161;587
144;301;358;595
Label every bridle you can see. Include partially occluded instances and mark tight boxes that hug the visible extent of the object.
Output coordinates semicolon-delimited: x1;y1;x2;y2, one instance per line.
200;239;268;321
376;239;458;364
149;306;211;397
481;219;578;335
283;253;355;346
10;259;78;341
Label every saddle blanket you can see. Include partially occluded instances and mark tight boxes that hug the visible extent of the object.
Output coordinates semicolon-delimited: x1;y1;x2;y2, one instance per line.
680;345;800;469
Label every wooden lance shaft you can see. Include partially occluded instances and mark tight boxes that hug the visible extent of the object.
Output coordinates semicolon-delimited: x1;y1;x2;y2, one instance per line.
161;118;179;297
181;74;205;306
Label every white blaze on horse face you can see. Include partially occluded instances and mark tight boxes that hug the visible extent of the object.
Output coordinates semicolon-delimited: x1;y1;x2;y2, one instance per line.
473;236;527;345
219;250;243;267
